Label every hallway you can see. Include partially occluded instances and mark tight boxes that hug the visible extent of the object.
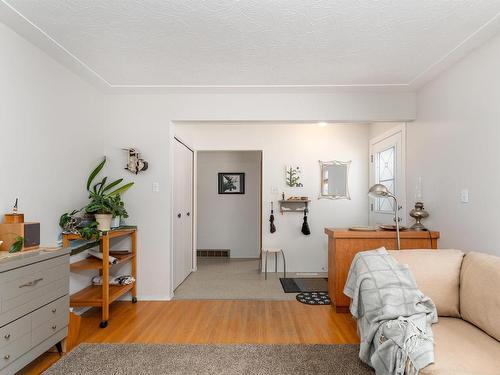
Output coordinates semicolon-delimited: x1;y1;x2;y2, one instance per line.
174;258;321;300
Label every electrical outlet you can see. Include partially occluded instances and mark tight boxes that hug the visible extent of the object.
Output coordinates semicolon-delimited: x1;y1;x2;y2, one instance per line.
460;189;469;203
152;182;160;192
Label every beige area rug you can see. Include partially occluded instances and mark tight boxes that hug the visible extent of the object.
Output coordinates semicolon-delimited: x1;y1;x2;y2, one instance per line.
44;344;373;375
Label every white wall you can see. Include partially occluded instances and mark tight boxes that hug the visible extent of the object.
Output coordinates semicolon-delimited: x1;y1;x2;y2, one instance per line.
408;33;500;256
176;123;370;272
102;89;418;298
197;151;261;258
0;22;107;293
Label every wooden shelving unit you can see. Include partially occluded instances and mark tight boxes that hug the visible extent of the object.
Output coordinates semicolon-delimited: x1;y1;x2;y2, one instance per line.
63;228;137;328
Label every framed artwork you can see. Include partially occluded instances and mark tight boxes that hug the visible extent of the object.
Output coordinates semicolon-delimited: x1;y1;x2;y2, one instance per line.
285;165;303;187
218;173;245;194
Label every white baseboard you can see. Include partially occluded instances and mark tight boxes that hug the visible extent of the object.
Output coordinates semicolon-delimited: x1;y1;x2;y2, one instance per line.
137;294;173;301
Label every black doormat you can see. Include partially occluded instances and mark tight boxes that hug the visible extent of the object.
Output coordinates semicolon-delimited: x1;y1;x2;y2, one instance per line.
279;277;328;293
296;292;331;305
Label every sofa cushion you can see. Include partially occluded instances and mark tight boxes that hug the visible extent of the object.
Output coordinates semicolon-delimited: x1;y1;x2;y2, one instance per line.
420;317;500;375
460;252;500;341
388;249;464;317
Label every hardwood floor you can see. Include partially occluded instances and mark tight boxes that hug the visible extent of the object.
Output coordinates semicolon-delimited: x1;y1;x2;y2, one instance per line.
18;300;359;374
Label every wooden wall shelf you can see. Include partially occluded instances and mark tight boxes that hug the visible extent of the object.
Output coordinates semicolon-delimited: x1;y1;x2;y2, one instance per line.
278;200;310;214
63;228;138;328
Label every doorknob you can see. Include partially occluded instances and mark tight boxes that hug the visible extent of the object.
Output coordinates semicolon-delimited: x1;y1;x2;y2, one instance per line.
186;212;190;216
177;213;182;218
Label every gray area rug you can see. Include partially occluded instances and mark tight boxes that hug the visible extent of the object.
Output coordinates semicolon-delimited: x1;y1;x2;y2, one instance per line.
44;343;373;375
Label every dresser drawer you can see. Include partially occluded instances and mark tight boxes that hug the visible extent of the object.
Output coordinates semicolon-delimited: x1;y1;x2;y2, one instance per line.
0;315;31;350
32;310;67;348
0;255;69;326
32;295;68;329
0;255;68;300
0;332;31;370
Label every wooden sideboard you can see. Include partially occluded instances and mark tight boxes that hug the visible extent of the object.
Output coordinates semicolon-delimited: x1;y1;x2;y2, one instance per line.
325;228;439;313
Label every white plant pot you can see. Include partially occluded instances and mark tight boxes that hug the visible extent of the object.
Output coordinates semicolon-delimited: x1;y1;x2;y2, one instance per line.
111;216;121;229
95;214;113;232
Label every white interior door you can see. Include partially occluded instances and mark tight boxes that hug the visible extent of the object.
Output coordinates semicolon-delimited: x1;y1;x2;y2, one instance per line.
369;126;406;226
173;138;193;290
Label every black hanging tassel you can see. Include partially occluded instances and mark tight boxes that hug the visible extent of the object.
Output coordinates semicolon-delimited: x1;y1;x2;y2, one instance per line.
269;201;276;233
301;208;311;235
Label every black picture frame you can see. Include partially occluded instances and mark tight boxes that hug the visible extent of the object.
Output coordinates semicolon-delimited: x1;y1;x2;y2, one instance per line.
218;173;245;194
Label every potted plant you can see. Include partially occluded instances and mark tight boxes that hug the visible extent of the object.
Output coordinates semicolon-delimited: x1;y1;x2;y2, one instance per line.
85;157;133;232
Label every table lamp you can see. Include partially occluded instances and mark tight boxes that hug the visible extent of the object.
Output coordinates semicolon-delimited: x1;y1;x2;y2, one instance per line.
368;183;401;250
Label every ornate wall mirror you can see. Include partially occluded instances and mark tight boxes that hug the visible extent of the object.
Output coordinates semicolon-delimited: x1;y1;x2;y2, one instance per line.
319;160;351;200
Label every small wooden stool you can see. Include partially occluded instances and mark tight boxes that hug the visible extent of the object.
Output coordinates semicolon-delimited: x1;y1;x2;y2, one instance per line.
262;248;286;280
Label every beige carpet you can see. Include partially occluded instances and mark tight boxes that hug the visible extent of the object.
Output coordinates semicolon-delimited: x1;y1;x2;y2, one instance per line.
44;344;373;375
174;258;326;300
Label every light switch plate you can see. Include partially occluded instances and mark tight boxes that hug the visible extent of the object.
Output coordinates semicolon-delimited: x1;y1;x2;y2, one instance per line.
152;182;160;192
460;189;469;203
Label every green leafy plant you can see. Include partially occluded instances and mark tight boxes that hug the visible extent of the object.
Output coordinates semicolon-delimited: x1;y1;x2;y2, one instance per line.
9;236;23;253
85;157;134;215
78;221;99;240
59;209;80;233
109;195;129;218
58;157;133;239
58;210;100;239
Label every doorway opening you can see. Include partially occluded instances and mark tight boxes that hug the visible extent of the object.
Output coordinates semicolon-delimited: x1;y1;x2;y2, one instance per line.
173;150;291;300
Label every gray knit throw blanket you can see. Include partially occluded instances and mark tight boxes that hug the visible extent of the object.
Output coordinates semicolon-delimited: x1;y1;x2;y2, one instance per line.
344;247;438;375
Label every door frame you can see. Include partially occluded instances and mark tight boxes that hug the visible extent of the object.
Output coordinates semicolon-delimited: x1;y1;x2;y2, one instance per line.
190;149;263;268
368;123;407;226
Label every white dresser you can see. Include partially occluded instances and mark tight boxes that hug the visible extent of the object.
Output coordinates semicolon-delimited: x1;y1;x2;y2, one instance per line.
0;247;70;375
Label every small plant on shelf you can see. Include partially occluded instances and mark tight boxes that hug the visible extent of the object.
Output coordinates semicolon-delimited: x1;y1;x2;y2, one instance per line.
85;157;134;231
9;236;23;253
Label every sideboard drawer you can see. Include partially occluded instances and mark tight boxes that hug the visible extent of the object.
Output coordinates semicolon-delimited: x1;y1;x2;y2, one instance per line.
0;315;31;350
0;332;31;370
32;295;68;329
32;310;68;348
0;254;69;326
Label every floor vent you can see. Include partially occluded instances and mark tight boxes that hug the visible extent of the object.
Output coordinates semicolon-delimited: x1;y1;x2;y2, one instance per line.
197;249;231;258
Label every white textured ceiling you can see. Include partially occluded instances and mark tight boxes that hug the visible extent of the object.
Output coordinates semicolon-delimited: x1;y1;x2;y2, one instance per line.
2;0;500;91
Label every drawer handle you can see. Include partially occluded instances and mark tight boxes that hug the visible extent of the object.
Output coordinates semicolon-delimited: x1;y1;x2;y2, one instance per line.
18;278;44;288
4;334;10;340
52;308;57;314
52;325;57;330
4;355;9;360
